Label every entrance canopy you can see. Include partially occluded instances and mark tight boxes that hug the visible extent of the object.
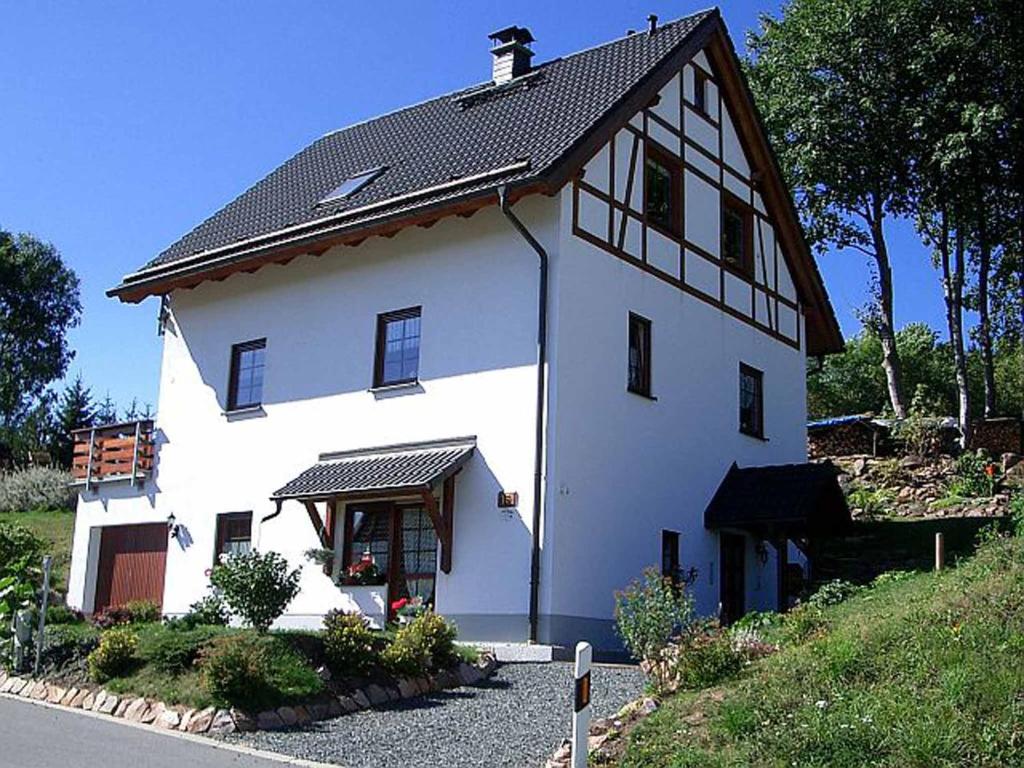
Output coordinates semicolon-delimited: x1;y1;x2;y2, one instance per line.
271;436;475;576
271;436;475;503
704;461;850;539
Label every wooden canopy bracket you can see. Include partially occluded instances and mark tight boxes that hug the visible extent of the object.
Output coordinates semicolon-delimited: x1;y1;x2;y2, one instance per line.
303;500;331;549
420;486;453;575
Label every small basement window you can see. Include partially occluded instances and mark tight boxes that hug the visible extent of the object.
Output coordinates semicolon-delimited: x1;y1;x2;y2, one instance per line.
214;511;252;563
739;363;764;438
662;530;680;586
721;194;753;275
319;167;385;204
644;144;681;236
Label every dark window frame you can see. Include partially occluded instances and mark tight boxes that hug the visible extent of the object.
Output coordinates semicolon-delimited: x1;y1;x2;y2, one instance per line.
661;530;680;586
627;312;653;398
721;193;754;277
373;306;422;388
694;69;708;114
739;363;764;439
643;141;682;238
226;338;266;411
214;511;253;564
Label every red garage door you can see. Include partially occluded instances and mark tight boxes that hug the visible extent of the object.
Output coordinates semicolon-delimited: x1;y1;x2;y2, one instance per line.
94;523;168;612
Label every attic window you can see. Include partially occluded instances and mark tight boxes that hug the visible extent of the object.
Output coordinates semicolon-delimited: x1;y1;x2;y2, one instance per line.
319;168;384;204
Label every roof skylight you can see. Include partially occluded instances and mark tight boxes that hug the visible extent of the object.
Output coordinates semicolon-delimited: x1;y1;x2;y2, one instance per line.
319;167;384;204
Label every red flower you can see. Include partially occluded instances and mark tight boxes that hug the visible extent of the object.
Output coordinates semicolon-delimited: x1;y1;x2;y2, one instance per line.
392;598;409;612
985;464;995;477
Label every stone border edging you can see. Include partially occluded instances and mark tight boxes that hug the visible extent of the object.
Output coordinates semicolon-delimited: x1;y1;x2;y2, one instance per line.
543;693;659;768
0;652;497;735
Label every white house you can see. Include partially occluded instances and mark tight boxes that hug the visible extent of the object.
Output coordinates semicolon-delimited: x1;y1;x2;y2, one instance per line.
67;9;848;653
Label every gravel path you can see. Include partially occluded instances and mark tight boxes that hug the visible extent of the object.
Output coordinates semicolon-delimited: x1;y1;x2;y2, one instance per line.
221;662;646;768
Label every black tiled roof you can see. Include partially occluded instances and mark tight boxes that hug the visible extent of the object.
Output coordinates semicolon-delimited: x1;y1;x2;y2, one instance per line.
704;462;850;534
271;437;476;500
137;10;715;272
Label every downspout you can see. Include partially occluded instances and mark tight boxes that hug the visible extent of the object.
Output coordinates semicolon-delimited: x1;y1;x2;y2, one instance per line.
498;185;548;644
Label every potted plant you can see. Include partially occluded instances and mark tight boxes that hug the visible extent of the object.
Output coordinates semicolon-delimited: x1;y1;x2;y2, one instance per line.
344;552;384;586
304;547;335;576
391;595;427;625
337;552;387;628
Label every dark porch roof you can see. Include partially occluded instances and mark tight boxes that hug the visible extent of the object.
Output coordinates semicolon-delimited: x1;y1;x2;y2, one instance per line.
704;461;850;537
271;436;475;501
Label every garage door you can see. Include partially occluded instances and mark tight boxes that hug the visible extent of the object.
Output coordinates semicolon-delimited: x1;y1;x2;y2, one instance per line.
94;523;168;612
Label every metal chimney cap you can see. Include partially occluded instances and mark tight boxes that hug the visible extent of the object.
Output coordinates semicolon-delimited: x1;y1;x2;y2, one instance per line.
489;25;536;46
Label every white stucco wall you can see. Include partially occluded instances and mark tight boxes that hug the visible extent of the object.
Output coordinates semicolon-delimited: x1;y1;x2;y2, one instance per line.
69;198;558;638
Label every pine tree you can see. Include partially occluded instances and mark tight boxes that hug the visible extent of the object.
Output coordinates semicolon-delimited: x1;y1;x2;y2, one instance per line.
95;392;118;426
52;375;94;469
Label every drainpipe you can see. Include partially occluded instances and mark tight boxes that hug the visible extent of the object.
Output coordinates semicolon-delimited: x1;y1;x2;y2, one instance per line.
497;185;548;644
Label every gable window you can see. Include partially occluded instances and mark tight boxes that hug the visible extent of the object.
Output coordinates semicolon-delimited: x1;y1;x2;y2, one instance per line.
662;530;680;586
644;143;681;236
721;195;753;275
739;363;764;438
214;512;252;563
374;307;422;387
227;339;266;410
628;313;652;397
694;69;708;114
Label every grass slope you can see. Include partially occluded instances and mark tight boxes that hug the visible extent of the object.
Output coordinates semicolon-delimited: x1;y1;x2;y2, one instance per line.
619;534;1024;767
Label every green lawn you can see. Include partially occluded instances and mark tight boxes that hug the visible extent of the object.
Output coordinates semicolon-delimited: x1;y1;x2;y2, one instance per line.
2;508;76;595
617;532;1024;767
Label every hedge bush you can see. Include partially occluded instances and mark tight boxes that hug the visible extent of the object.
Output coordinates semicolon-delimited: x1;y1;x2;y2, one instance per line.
137;625;226;675
91;599;161;629
671;625;743;690
382;612;458;676
88;627;139;682
323;610;377;675
0;467;75;513
197;631;322;710
0;520;44;576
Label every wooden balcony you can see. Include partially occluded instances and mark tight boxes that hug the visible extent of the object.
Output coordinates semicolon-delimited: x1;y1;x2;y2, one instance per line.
71;420;155;487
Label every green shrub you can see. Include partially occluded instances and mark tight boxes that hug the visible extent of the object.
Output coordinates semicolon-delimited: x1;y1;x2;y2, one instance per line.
46;604;84;624
169;593;230;630
948;452;995;498
210;550;301;631
138;625;225;674
197;631;322;710
732;610;781;633
382;612;459;676
846;486;893;517
39;623;100;676
672;624;743;690
123;599;161;624
1009;492;1024;537
0;520;44;577
805;579;860;609
323;610;377;675
88;627;138;682
0;467;76;513
614;567;695;665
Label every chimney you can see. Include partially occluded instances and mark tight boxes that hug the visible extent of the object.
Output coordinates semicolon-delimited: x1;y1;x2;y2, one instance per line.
647;14;658;34
489;26;535;84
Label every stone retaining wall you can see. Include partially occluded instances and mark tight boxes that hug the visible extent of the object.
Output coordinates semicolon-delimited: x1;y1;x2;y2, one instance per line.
0;653;497;735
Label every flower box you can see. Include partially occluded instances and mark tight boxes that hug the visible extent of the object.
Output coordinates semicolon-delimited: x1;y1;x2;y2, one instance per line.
336;584;387;629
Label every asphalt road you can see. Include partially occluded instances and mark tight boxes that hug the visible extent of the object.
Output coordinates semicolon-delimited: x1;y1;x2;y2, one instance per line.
0;695;325;768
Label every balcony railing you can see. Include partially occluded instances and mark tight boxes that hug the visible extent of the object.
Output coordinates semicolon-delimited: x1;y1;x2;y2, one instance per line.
71;420;155;487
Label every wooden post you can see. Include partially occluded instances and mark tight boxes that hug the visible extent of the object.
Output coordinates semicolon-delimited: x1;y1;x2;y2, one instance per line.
571;641;593;768
935;532;945;571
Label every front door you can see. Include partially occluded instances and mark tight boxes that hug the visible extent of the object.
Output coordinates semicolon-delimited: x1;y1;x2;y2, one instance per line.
94;523;168;612
719;532;746;625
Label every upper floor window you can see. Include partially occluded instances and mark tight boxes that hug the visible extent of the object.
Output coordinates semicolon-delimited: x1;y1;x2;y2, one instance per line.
694;69;709;114
628;312;652;397
644;143;681;236
739;363;764;438
227;339;266;410
721;195;753;275
374;307;422;387
214;511;252;564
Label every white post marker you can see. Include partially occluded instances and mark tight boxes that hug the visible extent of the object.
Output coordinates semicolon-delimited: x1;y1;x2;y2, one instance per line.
571;641;593;768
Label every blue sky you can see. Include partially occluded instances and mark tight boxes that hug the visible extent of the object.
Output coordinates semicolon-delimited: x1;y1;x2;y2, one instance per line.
1;1;945;410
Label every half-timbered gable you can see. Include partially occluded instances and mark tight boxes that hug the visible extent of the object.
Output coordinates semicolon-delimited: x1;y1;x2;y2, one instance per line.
572;43;803;350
